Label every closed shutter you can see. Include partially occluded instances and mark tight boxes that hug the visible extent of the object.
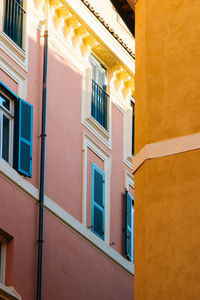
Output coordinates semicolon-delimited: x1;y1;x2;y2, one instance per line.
91;163;105;240
125;190;134;261
15;98;33;177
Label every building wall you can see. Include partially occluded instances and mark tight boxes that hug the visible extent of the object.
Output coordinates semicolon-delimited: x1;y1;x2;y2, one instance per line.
134;0;200;299
0;0;135;299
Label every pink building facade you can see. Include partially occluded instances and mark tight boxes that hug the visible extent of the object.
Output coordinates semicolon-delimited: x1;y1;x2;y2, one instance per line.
0;0;135;299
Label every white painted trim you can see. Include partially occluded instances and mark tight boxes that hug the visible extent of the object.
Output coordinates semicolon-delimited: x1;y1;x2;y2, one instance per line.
82;132;111;244
0;236;6;284
125;172;134;264
0;0;28;71
0;55;27;99
0;282;21;300
132;132;200;174
45;195;133;274
64;0;135;75
29;10;112;148
123;96;134;169
125;171;134;191
0;159;134;275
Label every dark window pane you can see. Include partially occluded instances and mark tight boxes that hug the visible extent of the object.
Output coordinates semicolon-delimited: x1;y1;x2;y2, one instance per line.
4;0;24;48
91;81;108;129
0;94;10;111
2;115;10;162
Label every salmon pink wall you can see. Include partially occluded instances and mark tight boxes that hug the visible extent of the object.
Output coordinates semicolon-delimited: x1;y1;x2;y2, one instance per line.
0;68;18;94
44;45;83;222
42;209;133;300
110;104;125;254
0;176;37;300
0;14;134;300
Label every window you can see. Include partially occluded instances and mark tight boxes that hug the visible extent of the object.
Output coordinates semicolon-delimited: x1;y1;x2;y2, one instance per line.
3;0;25;48
91;162;105;240
125;190;134;262
0;81;33;177
0;236;6;284
89;55;108;130
131;98;135;156
0;93;14;165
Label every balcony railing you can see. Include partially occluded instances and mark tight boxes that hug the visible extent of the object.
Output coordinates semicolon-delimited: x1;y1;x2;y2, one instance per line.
4;0;25;48
91;80;109;130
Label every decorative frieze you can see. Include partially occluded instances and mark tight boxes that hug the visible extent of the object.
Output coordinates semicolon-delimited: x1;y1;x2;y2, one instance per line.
31;0;135;101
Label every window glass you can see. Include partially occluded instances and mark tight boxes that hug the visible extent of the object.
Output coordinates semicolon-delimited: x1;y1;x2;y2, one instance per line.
2;115;10;162
0;94;10;111
4;0;24;48
89;55;108;130
89;55;107;90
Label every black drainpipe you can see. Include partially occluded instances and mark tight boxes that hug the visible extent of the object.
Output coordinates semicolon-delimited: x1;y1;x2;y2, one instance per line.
36;27;48;300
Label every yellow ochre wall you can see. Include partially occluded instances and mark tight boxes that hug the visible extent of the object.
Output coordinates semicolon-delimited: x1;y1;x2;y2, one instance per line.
134;0;200;299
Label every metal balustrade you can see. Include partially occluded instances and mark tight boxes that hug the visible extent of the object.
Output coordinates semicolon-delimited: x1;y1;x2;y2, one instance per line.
4;0;25;48
91;80;109;130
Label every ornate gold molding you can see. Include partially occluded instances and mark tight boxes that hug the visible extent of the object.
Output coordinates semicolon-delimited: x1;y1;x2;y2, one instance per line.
32;0;135;97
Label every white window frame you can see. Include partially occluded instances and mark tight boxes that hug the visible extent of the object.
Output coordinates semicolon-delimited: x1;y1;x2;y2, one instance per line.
123;96;135;168
125;171;134;263
0;0;28;71
82;56;112;149
0;236;6;284
82;132;111;244
0;91;14;166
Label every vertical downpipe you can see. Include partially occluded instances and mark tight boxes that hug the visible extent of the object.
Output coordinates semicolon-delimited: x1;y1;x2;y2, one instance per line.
37;3;48;300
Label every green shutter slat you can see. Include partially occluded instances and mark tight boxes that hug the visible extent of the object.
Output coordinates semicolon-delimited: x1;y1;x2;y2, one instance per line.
125;190;134;261
16;98;33;177
91;163;105;240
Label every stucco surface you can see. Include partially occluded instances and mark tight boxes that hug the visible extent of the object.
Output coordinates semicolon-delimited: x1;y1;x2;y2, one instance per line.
135;0;200;299
135;150;200;300
135;0;200;153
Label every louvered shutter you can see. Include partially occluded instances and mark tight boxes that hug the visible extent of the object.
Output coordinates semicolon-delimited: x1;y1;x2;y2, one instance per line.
91;163;105;240
15;98;33;177
125;190;134;260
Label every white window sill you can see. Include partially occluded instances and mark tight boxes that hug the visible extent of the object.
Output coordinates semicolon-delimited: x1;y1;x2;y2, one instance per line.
0;31;27;71
0;282;21;300
0;158;134;275
82;115;111;149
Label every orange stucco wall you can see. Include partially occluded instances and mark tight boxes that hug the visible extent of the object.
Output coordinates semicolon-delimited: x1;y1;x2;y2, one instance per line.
135;0;200;299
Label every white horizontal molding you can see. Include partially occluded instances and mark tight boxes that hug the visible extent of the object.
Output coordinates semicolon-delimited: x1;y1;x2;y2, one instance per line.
0;159;134;275
0;55;27;99
45;195;134;274
0;282;21;300
64;0;135;74
133;132;200;173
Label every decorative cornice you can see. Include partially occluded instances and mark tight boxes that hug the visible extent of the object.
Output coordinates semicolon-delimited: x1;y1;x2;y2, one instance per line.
32;0;135;96
80;0;135;59
132;133;200;173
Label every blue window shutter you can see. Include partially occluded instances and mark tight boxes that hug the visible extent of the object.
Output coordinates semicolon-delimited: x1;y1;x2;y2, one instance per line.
15;98;33;177
91;163;105;240
125;190;134;261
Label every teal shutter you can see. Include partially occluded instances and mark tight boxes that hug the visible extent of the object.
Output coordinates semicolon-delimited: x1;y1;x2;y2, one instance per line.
125;190;134;261
15;98;33;177
91;163;105;240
